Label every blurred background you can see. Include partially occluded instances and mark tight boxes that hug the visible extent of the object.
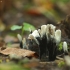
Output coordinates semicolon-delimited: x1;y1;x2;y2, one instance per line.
0;0;70;37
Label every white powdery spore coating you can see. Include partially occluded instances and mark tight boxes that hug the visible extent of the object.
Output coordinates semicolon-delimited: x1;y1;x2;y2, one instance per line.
40;25;47;38
17;34;22;42
32;30;40;37
49;24;56;38
46;24;50;40
46;24;50;35
55;29;61;44
63;41;68;52
28;34;34;39
28;34;39;45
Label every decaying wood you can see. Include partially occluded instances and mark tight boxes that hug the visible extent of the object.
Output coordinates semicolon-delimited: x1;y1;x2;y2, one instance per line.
58;15;70;39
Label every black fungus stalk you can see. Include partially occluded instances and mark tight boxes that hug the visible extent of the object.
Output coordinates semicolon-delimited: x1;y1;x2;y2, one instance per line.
48;39;57;61
27;24;60;61
38;35;47;59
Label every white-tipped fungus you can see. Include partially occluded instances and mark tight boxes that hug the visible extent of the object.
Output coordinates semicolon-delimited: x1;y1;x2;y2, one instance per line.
55;29;61;44
32;30;40;37
46;24;50;40
17;34;22;42
18;24;68;61
28;34;39;45
63;41;68;53
40;25;47;38
49;24;56;38
22;38;28;49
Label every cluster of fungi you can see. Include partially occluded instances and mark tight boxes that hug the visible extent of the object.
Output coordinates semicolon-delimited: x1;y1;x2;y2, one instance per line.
17;15;70;61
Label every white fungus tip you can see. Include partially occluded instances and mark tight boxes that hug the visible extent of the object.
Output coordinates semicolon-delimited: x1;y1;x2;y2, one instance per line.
49;24;56;38
63;41;68;52
32;30;40;37
28;34;39;45
22;38;28;49
22;38;26;45
40;25;47;38
17;34;22;42
28;34;34;39
46;24;50;40
55;29;61;44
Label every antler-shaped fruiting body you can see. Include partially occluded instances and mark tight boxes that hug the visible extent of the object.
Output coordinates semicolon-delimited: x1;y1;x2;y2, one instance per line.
27;24;61;61
17;24;68;61
62;41;68;55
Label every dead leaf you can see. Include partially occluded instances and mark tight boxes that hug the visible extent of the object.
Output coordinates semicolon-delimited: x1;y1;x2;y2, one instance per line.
0;48;38;58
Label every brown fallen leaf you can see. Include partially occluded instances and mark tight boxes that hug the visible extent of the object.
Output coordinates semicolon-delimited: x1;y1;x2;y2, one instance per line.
0;48;38;58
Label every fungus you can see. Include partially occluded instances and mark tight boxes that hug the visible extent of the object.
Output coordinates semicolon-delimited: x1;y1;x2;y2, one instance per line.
18;24;68;61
